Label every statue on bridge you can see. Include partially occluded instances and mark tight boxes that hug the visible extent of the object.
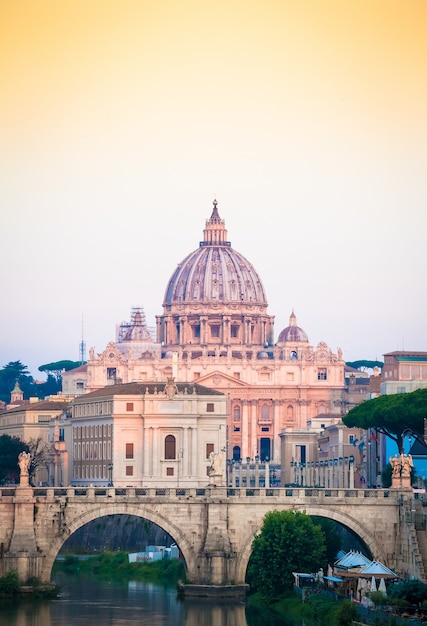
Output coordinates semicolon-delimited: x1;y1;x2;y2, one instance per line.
389;453;413;488
208;450;225;486
18;451;31;487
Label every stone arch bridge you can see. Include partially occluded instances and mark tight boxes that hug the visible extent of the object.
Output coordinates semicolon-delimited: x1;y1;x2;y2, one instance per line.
0;484;423;592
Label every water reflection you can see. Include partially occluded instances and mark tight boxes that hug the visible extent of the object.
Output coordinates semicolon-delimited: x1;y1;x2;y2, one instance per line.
0;576;299;626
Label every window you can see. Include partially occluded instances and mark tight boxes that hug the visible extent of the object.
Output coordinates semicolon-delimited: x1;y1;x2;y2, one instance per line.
193;372;200;380
76;381;84;389
290;350;298;360
206;443;214;459
206;403;214;412
107;368;116;380
210;324;220;338
231;325;239;338
317;368;327;380
233;372;240;379
192;325;200;339
126;402;134;412
233;426;241;432
261;427;269;432
348;434;356;444
287;405;294;420
166;467;174;476
233;405;241;421
126;443;134;459
165;435;176;459
126;466;134;476
261;405;270;421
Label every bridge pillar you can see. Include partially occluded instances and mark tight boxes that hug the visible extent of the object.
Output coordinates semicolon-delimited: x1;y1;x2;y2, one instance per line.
5;486;42;581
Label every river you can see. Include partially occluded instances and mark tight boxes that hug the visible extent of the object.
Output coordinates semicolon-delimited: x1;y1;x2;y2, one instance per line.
0;572;301;626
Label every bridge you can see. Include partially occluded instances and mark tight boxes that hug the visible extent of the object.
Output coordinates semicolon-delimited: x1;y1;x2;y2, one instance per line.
0;484;425;595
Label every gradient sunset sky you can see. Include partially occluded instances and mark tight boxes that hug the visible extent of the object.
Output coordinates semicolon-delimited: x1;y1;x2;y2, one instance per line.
1;1;426;378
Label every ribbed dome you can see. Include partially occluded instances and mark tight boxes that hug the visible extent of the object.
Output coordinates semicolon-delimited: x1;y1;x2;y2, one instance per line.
164;201;267;307
277;311;309;343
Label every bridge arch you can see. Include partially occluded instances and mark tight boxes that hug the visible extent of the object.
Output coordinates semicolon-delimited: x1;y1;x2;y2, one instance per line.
234;505;388;584
41;503;195;582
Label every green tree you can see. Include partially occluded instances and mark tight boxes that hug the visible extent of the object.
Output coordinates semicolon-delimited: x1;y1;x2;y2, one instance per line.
334;599;359;625
346;359;384;371
342;389;427;453
0;435;29;484
247;510;326;601
0;361;36;404
388;578;427;605
38;360;83;393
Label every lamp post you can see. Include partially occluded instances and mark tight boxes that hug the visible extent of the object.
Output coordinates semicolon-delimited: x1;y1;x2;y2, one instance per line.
108;462;113;486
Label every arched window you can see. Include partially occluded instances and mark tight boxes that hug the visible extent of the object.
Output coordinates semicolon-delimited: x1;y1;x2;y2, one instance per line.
233;446;241;461
287;405;294;420
165;435;176;460
233;405;241;421
290;350;298;360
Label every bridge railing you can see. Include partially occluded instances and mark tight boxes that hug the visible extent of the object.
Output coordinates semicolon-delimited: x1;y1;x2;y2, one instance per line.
0;486;403;501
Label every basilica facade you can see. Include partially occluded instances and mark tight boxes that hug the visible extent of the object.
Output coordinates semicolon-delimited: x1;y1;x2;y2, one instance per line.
63;201;345;464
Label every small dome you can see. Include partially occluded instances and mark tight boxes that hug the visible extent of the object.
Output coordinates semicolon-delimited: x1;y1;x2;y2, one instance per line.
258;351;269;359
277;311;309;343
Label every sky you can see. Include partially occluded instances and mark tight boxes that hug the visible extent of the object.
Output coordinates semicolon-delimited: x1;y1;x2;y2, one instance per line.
1;0;426;380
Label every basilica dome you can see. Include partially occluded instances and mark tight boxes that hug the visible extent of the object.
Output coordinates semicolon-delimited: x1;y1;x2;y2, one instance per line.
277;311;309;343
163;200;267;307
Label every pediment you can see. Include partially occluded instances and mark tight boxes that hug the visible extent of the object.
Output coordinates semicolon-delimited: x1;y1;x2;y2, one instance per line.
197;370;249;389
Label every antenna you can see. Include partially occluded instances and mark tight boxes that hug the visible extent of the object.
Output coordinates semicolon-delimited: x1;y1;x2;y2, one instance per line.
79;315;86;364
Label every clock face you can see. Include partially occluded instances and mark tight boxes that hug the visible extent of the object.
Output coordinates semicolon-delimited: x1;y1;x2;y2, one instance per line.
109;353;115;358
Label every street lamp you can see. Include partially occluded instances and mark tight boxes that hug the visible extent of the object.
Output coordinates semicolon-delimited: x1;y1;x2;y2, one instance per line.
108;462;113;486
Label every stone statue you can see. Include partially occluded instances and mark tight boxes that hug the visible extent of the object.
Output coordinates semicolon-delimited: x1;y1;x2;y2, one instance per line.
209;450;225;477
18;451;31;487
401;453;413;477
18;451;31;475
390;454;401;478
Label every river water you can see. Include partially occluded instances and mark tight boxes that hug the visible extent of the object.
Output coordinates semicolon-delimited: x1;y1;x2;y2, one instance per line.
0;573;300;626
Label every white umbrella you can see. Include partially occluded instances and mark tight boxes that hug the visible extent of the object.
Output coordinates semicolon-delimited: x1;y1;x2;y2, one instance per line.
370;576;377;593
378;577;387;595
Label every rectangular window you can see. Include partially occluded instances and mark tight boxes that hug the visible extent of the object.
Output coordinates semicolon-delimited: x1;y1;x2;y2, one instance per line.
107;368;116;380
126;402;134;412
231;325;239;338
234;426;241;432
348;434;355;444
206;403;214;412
261;427;269;432
206;443;214;459
233;372;240;380
210;324;220;338
126;443;134;459
317;368;327;380
193;372;200;380
76;381;84;389
166;467;174;476
126;466;134;476
192;325;200;339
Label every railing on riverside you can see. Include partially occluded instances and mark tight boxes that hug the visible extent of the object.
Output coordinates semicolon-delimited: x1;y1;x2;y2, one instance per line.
0;486;400;500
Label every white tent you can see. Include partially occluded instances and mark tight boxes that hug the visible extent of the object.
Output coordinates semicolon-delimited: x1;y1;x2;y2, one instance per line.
378;577;387;595
370;576;377;592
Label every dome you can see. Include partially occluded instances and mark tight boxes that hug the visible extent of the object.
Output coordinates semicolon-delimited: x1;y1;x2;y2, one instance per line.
277;311;309;343
163;200;267;307
118;307;154;343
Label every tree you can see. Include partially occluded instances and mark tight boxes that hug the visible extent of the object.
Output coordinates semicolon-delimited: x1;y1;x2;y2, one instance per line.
342;389;427;453
0;361;36;404
247;510;326;601
346;360;383;371
0;435;29;484
27;437;55;485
